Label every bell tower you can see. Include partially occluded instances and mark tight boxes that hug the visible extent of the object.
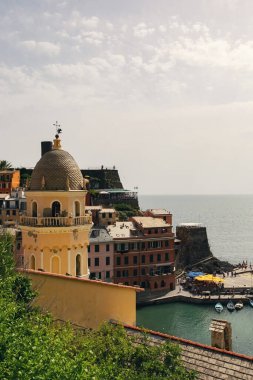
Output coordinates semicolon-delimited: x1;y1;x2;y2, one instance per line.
20;125;92;277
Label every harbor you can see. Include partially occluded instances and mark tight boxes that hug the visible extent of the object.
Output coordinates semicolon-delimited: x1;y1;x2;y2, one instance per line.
137;267;253;306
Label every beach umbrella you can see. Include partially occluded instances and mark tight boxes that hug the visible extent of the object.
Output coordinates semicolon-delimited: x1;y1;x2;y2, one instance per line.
186;271;205;279
195;274;224;283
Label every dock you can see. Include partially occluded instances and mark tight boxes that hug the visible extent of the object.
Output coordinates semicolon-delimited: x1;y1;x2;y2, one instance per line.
137;268;253;306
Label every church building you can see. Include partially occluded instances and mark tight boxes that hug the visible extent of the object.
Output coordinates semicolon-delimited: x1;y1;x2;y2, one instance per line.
20;130;92;277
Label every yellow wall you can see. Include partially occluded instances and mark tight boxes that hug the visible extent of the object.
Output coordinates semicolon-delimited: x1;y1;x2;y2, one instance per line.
21;189;92;277
27;270;139;328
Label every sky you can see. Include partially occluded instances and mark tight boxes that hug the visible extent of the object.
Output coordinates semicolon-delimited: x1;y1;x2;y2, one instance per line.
1;0;253;194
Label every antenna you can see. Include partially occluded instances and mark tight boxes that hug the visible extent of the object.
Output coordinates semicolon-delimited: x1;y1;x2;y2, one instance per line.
53;121;62;138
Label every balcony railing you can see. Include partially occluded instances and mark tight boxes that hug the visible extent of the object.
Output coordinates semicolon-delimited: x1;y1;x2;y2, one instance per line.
20;215;91;227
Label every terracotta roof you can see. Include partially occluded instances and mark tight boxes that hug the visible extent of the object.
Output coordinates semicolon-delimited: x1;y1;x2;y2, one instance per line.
30;148;84;191
123;324;253;380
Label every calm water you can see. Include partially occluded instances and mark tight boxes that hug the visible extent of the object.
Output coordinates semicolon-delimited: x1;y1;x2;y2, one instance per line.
137;195;253;356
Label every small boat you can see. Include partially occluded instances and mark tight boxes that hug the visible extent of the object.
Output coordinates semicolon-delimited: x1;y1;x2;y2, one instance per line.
235;301;244;310
215;302;223;313
249;299;253;308
227;300;235;311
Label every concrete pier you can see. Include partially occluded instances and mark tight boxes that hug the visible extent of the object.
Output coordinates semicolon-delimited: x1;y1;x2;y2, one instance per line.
137;268;253;306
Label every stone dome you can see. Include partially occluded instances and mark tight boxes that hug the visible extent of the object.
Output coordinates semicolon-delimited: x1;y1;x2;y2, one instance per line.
30;148;84;191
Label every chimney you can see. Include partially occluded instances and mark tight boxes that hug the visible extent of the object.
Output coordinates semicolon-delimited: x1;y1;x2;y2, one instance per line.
209;319;232;351
41;141;52;156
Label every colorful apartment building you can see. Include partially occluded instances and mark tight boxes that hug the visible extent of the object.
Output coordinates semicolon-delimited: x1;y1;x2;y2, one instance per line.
107;216;175;292
0;170;20;194
88;227;114;281
85;206;117;227
0;189;26;227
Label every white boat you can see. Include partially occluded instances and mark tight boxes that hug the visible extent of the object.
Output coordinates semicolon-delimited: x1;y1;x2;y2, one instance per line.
249;299;253;308
215;302;223;313
235;301;244;310
227;300;235;311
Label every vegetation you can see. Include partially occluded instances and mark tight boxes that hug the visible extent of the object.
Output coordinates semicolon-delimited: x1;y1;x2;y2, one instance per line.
0;232;196;380
114;203;139;221
0;160;12;170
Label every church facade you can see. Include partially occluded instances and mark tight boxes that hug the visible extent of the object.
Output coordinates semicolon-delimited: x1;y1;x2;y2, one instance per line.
20;133;92;277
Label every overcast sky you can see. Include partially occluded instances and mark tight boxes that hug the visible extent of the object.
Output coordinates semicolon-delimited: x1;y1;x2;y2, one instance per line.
1;0;253;194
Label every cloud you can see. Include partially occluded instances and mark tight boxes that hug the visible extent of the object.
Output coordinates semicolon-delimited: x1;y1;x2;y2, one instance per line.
21;40;61;56
133;23;155;38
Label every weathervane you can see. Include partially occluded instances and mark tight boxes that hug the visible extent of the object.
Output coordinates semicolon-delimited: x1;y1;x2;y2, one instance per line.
53;121;62;138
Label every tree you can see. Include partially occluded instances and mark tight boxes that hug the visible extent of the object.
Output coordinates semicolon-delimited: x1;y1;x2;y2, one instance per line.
0;233;196;380
0;160;12;170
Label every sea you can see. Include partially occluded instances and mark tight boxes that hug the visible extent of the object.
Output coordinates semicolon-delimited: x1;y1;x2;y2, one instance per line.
137;194;253;356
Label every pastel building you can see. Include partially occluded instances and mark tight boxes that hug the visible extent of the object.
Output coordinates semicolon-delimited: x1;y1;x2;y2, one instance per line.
20;134;92;277
88;227;114;281
0;189;26;227
108;216;175;292
0;170;20;194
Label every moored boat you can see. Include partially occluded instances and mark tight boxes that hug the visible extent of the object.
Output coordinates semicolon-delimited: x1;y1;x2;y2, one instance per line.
227;300;235;311
215;302;223;313
235;301;244;310
249;299;253;308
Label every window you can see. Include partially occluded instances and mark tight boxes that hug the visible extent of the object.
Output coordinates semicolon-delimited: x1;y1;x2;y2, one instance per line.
148;230;151;234
141;242;145;249
150;254;154;263
102;213;106;218
133;256;138;264
124;256;129;265
157;254;161;262
12;210;16;216
165;240;169;247
88;258;91;266
116;257;121;265
106;244;110;252
87;245;90;253
155;229;158;234
106;271;110;279
141;255;145;264
95;257;99;266
98;272;102;279
133;269;138;276
117;271;121;277
165;252;169;261
141;268;146;275
109;213;112;218
122;270;129;277
95;245;99;253
106;256;110;265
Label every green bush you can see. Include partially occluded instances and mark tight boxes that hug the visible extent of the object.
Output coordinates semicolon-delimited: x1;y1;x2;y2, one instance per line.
0;233;196;380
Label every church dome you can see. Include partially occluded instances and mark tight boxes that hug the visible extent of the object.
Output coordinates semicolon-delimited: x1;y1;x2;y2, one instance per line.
30;147;84;191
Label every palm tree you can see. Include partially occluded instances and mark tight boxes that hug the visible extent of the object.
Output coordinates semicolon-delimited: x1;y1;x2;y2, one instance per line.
0;160;12;170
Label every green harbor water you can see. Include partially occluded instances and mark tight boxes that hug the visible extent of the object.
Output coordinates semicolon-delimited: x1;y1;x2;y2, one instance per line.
137;302;253;356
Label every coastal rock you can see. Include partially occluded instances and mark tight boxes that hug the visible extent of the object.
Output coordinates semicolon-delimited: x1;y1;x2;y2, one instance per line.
175;223;234;273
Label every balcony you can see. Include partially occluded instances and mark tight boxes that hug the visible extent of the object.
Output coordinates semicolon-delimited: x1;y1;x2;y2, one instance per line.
20;215;91;227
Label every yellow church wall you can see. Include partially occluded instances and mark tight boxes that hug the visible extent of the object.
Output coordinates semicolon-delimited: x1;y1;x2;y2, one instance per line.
26;270;140;329
22;226;90;276
26;191;87;217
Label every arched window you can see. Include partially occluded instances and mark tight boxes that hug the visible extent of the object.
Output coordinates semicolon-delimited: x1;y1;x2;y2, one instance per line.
76;254;81;276
154;282;158;289
52;201;61;217
31;255;35;270
161;280;166;288
75;201;80;217
52;256;60;274
32;202;37;217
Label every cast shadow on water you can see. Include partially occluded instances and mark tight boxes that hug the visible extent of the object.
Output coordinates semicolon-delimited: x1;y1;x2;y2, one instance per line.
137;302;253;356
